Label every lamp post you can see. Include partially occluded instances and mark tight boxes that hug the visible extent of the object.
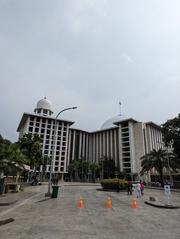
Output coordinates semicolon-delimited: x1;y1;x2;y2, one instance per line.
47;106;77;196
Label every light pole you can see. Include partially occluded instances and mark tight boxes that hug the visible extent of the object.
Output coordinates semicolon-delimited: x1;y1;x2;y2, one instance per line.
47;106;77;196
167;146;173;186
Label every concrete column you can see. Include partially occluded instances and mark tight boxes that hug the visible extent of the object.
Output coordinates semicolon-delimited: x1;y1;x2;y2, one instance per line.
118;125;123;172
129;122;136;173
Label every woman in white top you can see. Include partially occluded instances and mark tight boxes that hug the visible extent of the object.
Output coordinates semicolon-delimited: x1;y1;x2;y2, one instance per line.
136;182;141;198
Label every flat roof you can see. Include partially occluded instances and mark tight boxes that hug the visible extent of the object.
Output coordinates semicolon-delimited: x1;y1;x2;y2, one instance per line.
17;112;74;132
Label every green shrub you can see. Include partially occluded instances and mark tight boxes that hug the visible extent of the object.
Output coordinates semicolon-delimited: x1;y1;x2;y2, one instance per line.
100;178;128;190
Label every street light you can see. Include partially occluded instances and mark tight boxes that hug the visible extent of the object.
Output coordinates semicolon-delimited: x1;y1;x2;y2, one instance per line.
47;106;77;196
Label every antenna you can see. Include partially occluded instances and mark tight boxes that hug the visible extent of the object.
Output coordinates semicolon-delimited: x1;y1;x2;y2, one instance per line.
119;101;122;116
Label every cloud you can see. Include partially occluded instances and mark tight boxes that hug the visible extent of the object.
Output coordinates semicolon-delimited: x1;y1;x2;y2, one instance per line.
121;53;133;65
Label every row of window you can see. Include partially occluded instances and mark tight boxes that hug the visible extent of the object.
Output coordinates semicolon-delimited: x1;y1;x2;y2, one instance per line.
43;150;66;156
30;121;67;130
29;126;67;135
30;116;68;127
54;167;64;172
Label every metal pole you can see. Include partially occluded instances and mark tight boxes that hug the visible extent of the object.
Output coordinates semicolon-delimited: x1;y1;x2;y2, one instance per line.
167;147;173;186
46;107;77;196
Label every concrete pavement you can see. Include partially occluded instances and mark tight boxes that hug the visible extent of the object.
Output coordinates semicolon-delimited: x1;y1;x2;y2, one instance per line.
0;183;180;239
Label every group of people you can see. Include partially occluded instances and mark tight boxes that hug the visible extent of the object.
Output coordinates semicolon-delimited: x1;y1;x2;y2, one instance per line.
127;180;145;197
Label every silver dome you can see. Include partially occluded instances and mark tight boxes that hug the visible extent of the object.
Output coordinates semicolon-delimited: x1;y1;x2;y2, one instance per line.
36;97;53;111
100;115;127;130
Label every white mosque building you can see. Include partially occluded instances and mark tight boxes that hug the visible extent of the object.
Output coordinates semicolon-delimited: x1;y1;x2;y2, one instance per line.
17;98;164;182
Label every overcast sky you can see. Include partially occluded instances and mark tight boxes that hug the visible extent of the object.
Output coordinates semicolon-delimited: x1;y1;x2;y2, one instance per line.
0;0;180;142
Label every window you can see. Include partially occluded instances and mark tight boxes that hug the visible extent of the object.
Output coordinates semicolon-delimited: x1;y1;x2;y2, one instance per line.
35;128;39;133
123;163;131;167
30;116;34;121
55;167;59;172
43;109;48;115
41;129;45;134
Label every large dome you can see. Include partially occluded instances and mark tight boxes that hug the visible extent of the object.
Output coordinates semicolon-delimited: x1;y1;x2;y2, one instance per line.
36;97;52;111
100;115;127;130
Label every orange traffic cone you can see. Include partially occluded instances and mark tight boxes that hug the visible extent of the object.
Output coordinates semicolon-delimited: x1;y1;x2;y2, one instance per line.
131;197;137;208
77;196;84;209
106;194;112;209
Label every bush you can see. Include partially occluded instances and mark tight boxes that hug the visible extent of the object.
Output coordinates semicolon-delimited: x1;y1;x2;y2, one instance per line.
100;178;128;190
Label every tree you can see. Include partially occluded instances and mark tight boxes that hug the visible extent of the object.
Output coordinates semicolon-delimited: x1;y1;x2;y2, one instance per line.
99;156;116;179
162;114;180;159
140;149;179;186
17;133;42;169
0;143;27;176
68;160;81;181
90;162;100;181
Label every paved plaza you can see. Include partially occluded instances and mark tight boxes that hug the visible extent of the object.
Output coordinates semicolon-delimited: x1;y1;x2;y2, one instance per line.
0;183;180;239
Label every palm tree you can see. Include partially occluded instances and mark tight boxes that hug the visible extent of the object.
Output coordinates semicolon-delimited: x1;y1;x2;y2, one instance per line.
140;149;178;186
0;144;27;178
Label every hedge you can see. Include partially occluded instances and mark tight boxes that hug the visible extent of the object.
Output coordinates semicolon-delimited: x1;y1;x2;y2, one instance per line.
100;178;128;190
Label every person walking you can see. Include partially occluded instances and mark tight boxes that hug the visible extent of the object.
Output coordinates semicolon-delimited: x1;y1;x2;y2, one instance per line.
127;181;132;195
140;181;144;196
136;181;141;198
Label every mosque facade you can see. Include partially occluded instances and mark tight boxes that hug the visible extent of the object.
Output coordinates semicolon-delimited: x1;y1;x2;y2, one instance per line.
17;98;164;181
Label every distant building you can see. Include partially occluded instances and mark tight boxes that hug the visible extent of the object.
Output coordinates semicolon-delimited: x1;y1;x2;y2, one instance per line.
17;98;164;182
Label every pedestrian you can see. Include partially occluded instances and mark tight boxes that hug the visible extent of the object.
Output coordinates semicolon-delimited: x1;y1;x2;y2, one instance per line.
140;181;144;196
136;181;141;198
127;181;132;195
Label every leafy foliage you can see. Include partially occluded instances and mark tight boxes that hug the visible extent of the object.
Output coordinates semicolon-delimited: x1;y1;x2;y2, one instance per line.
99;157;116;178
162;114;180;158
17;133;42;169
140;149;179;186
101;178;128;190
0;135;27;176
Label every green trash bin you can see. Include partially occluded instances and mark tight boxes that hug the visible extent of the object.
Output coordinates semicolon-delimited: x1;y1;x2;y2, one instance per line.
51;185;59;198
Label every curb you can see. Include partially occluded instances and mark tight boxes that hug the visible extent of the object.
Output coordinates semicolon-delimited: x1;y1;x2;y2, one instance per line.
0;218;14;226
0;200;18;207
144;201;180;209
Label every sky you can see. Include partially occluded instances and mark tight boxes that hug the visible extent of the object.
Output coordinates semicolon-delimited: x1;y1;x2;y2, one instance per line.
0;0;180;142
